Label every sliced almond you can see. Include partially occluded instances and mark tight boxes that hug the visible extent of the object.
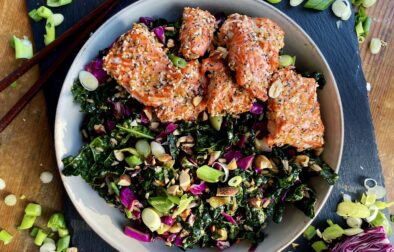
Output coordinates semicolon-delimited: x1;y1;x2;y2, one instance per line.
143;107;153;121
216;229;228;241
202;111;209;121
169;223;182;233
180;208;191;221
208;151;221;165
254;155;272;169
227;159;238;170
166;38;175;48
295;155;310;167
94;124;106;134
311;163;322;172
207;196;231;208
165;26;175;31
216;187;238;196
114;150;125;161
117;174;131;186
157;154;172;163
179;170;191;191
248;197;261;208
167;185;180;196
192;96;203;107
268;79;283;99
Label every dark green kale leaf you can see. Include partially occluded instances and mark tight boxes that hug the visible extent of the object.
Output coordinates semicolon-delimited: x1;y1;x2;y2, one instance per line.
319;163;339;185
167;133;179;159
272;203;285;224
295;188;317;218
117;119;154;139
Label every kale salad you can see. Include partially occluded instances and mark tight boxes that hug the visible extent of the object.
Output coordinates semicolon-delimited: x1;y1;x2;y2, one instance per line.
62;9;338;251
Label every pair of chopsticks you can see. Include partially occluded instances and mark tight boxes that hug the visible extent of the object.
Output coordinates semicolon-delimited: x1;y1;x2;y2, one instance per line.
0;0;119;133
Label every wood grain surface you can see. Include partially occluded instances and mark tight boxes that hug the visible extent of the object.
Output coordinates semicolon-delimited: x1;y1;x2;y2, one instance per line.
0;0;392;251
0;1;63;252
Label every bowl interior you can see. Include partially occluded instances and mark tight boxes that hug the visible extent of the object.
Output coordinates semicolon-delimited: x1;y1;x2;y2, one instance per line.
54;0;343;251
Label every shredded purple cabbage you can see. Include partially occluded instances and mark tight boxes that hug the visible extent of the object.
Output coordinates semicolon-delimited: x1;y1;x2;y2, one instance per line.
156;123;178;141
238;155;254;170
120;187;137;209
162;216;174;226
214;12;226;27
153;26;165;43
140;111;150;124
216;240;231;250
237;134;248;149
105;120;116;132
250;102;264;115
139;16;155;27
331;226;394;252
124;226;151;242
189;182;207;195
84;59;109;84
223;150;243;163
174;236;183;247
221;212;236;225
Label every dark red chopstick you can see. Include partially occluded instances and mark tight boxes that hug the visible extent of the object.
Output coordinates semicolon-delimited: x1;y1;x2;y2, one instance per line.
0;0;118;92
0;0;119;133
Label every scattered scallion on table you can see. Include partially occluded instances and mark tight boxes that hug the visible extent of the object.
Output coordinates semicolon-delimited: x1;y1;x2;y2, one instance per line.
10;36;33;59
37;6;54;19
28;9;43;22
0;230;13;245
47;0;73;7
56;235;71;252
18;215;37;230
34;229;49;246
44;15;56;45
304;0;335;10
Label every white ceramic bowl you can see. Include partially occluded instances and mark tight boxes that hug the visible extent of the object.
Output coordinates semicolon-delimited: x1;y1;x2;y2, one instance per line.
54;0;344;251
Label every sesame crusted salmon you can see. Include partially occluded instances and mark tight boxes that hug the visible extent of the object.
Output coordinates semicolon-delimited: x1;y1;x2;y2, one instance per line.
202;53;255;116
179;7;216;60
218;14;271;101
154;60;208;122
253;17;285;72
265;67;325;151
103;23;175;107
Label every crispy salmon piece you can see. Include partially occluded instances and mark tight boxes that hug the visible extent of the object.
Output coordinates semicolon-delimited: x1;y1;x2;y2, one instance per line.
219;14;271;101
154;60;208;122
253;17;285;72
103;23;175;107
202;54;255;116
179;7;216;60
265;67;324;151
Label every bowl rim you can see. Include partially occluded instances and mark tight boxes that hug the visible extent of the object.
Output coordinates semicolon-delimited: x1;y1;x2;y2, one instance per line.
54;0;344;251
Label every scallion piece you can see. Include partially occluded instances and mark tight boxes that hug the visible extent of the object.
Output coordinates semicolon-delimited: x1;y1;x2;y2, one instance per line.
30;227;39;237
363;17;372;35
196;165;224;183
28;9;43;22
303;225;317;240
56;235;70;252
11;36;33;59
355;22;365;43
58;228;69;238
34;229;48;246
18;214;37;230
47;0;73;7
311;240;328;252
279;55;296;67
37;6;53;19
362;0;376;8
53;13;64;26
304;0;334;10
290;0;305;6
25;203;42;217
168;54;187;69
266;0;282;3
125;155;143;167
44;15;56;45
47;213;66;229
0;230;13;245
110;182;120;196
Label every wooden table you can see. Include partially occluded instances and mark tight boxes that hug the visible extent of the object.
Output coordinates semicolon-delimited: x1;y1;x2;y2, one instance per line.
0;1;392;251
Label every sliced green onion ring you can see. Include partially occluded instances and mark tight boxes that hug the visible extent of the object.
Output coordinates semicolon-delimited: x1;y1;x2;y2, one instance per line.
44;15;56;45
141;208;161;231
228;176;243;187
11;36;33;59
279;55;296;67
168;54;187;68
290;0;304;6
47;0;73;7
343;227;363;236
0;230;13;245
346;217;362;228
366;205;379;222
56;235;71;252
79;70;99;91
362;0;377;8
37;6;53;19
332;0;351;19
370;38;382;55
25;203;42;217
34;229;48;246
28;9;43;22
196;165;224;183
266;0;282;3
18;215;37;230
53;13;64;26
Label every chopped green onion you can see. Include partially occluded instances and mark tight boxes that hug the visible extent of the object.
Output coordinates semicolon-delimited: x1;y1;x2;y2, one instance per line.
25;203;42;217
11;36;33;59
266;0;282;3
0;230;13;245
168;54;187;69
371;211;392;235
311;240;328;252
110;182;120;196
304;0;335;11
355;22;365;43
331;0;351;19
346;217;362;228
363;17;372;35
147;196;174;213
141;208;161;232
290;0;305;6
167;195;181;205
34;229;48;246
370;38;382;54
78;70;99;91
337;201;370;218
196;165;224;183
28;9;43;22
58;228;69;238
0;178;5;190
125;209;132;219
30;227;39;237
47;0;73;7
343;227;363;236
47;213;66;229
37;6;53;19
303;225;317;240
209;116;223;131
362;0;376;8
279;55;296;67
135;140;151;157
125;155;143;167
56;235;70;252
44;15;56;45
322;223;344;240
228;176;243;187
375;200;394;209
10;81;17;88
53;13;64;26
390;214;394;222
172;195;193;217
18;214;37;230
361;193;376;206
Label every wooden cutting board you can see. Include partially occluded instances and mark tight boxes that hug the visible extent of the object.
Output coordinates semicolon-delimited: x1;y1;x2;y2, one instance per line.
22;0;389;251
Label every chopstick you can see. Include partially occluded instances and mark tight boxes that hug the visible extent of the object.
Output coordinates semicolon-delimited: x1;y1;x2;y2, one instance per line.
0;0;118;93
0;0;119;133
